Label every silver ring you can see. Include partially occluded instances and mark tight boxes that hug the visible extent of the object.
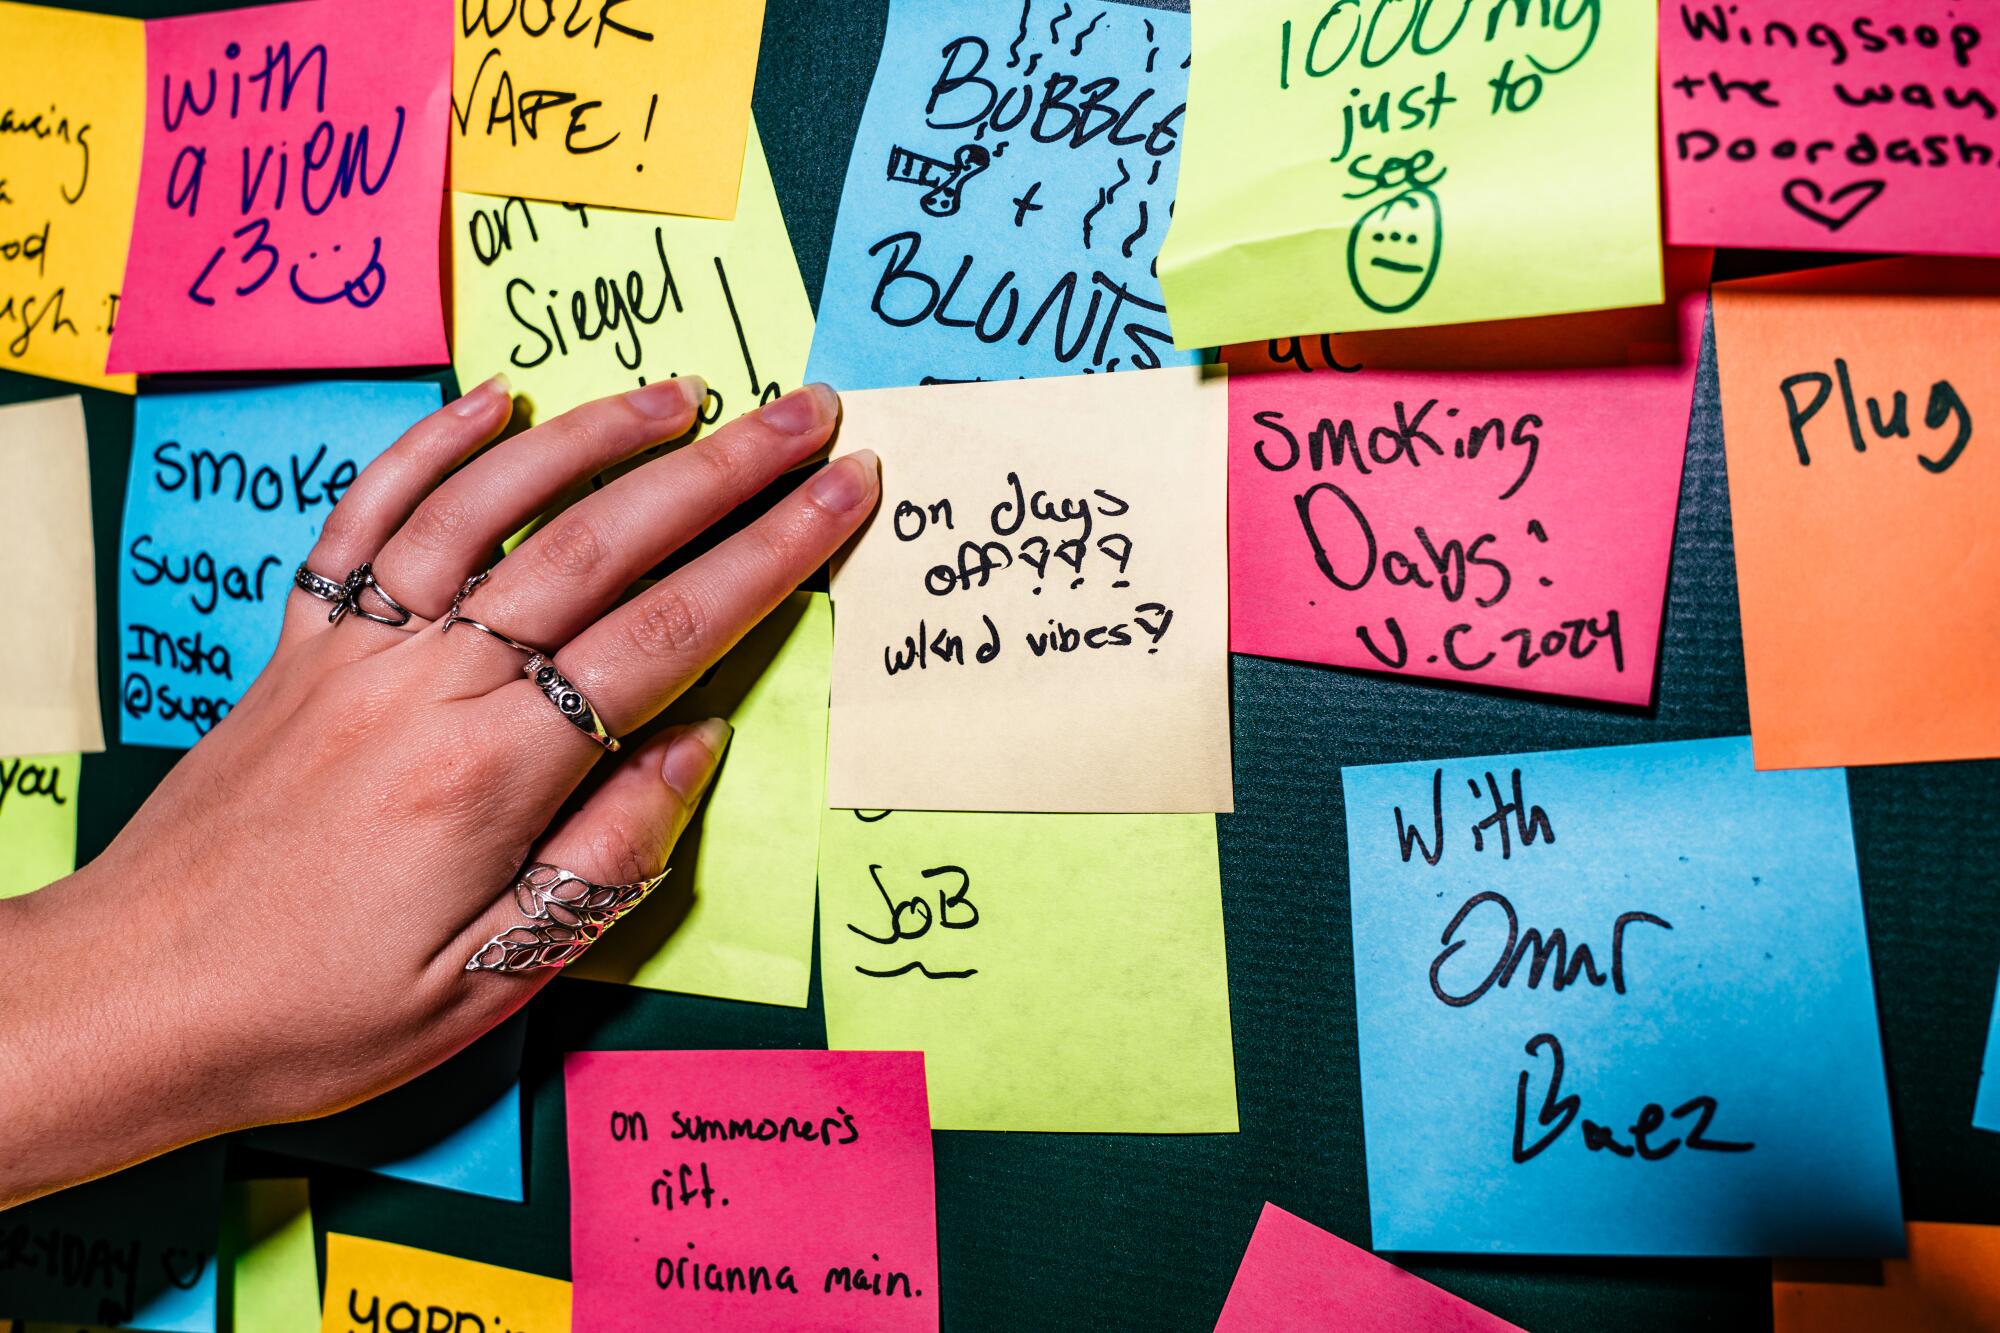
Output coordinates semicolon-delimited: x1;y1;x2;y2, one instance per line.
466;861;667;972
440;571;545;655
523;653;621;753
295;562;414;627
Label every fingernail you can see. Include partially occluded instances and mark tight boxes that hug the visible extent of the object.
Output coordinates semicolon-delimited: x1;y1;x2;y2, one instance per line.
627;375;705;419
451;373;511;416
662;717;732;800
759;382;838;436
810;450;877;513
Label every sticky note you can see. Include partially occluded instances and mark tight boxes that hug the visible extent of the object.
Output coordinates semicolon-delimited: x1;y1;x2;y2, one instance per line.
0;1142;224;1332
571;592;828;1006
1712;259;2000;769
248;1016;524;1202
320;1234;569;1333
1978;965;2000;1134
565;1049;939;1330
0;396;103;757
0;3;143;392
828;367;1232;813
450;119;813;427
1215;1203;1524;1333
808;0;1198;389
1225;253;1707;704
1774;1223;2000;1332
1343;736;1903;1255
107;0;450;373
119;381;441;749
1158;1;1662;346
451;0;763;219
0;753;79;900
819;807;1237;1132
221;1179;318;1333
1662;6;1997;255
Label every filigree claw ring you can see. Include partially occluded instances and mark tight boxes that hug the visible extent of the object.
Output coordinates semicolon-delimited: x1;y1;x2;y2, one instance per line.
465;862;667;972
524;653;621;752
440;570;545;655
294;562;415;627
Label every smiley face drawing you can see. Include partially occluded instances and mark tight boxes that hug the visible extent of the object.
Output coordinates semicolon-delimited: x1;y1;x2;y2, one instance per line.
1347;187;1441;314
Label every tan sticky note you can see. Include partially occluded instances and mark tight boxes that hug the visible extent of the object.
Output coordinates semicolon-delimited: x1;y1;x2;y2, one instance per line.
828;366;1233;813
0;2;143;392
0;396;102;755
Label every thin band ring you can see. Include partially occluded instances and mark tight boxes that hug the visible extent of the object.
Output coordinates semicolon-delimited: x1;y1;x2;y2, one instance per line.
523;654;621;752
440;571;545;655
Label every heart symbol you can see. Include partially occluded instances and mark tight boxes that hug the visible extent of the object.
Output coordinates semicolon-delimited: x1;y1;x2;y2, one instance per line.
1781;178;1886;231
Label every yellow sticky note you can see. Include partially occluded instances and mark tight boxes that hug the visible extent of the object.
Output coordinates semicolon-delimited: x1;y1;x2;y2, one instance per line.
1774;1223;2000;1332
451;0;766;218
226;1179;319;1333
320;1234;569;1333
0;753;79;900
0;2;143;392
572;592;829;1006
0;396;103;756
451;120;813;428
819;807;1239;1132
1157;1;1662;345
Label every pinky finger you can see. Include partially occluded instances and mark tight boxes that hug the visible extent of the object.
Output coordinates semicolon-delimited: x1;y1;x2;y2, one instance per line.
448;718;731;978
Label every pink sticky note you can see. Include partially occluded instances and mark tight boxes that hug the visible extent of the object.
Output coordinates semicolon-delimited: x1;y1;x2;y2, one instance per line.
1226;268;1705;705
1215;1204;1525;1333
107;0;449;372
565;1050;939;1332
1661;5;1998;254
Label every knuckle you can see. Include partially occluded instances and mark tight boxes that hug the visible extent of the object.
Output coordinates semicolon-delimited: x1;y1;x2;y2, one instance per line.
577;807;667;886
626;584;709;661
312;501;369;556
533;513;606;581
401;491;478;555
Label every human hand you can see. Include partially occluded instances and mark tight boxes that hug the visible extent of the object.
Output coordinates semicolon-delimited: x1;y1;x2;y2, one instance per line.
0;376;877;1205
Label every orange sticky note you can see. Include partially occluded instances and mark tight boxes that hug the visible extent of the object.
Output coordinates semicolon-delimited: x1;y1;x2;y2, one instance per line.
1774;1223;2000;1333
1712;258;2000;769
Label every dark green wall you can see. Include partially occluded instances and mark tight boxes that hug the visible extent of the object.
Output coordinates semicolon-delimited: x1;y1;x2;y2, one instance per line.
8;2;1998;1329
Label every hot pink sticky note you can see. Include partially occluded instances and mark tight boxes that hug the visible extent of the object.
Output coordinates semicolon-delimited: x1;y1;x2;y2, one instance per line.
1215;1204;1525;1333
1226;266;1706;705
565;1050;939;1332
107;0;449;372
1661;5;1999;254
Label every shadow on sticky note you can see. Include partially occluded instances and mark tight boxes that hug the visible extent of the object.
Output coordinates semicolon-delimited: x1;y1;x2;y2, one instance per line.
244;1014;525;1202
1224;248;1713;374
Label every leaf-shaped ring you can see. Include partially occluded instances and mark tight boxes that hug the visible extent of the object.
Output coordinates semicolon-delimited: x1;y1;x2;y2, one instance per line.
466;861;668;973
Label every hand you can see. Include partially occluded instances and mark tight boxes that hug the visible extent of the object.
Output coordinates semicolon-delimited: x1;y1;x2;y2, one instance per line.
0;376;878;1205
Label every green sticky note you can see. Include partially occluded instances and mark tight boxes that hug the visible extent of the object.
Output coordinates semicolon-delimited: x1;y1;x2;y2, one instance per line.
819;807;1239;1132
1157;0;1662;346
0;754;79;899
222;1179;317;1333
570;592;829;1007
451;118;814;426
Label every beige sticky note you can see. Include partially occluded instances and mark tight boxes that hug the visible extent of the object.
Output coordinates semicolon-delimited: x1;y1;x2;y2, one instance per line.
320;1234;570;1333
571;593;828;1006
451;0;766;219
1;397;102;755
828;366;1233;813
0;2;143;392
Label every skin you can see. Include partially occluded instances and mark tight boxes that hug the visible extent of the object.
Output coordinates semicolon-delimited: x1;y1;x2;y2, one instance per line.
0;375;879;1207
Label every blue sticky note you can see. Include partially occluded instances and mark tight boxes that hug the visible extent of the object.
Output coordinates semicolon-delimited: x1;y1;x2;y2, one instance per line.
245;1014;525;1201
1342;735;1903;1256
0;1141;224;1330
807;0;1199;388
1977;967;2000;1133
119;381;441;749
